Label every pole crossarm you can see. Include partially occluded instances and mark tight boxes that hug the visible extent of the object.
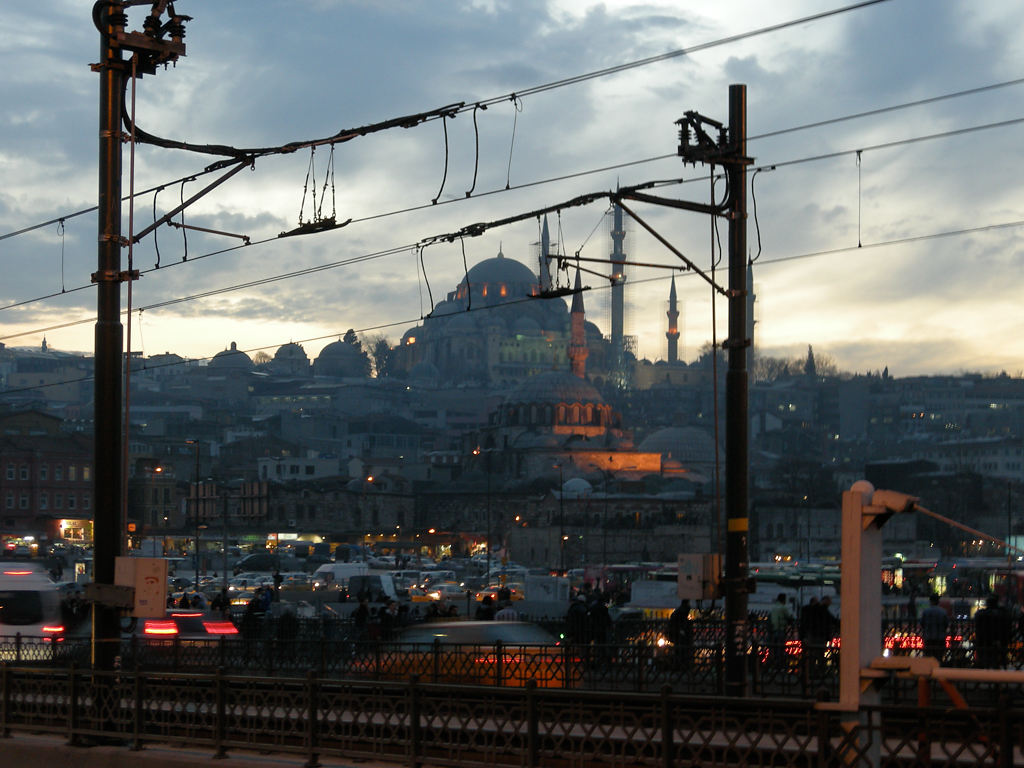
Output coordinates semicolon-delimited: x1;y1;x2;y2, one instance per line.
614;198;727;297
130;158;251;244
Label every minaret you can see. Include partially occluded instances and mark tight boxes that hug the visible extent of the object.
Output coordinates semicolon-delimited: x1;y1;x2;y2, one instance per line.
666;275;680;363
539;216;553;292
568;269;588;379
609;205;626;361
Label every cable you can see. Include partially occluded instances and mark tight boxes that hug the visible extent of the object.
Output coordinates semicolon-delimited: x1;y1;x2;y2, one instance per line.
6;213;1024;348
5;208;1024;393
3;111;1023;317
121;1;893;162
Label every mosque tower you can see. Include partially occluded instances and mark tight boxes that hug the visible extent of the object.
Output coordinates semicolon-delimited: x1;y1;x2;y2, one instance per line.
666;274;680;363
609;204;627;367
568;269;588;378
538;216;553;293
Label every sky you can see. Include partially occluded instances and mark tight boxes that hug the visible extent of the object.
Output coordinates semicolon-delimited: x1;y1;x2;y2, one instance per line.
1;0;1023;378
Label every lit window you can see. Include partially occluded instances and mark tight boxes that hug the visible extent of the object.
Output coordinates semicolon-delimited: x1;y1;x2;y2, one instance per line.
68;466;77;481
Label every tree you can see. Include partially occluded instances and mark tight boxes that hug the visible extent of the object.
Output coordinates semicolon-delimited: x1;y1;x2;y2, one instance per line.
342;328;362;351
252;350;272;367
365;334;393;378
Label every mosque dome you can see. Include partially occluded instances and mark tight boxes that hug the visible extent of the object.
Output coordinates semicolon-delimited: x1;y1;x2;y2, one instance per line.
209;342;253;371
409;360;440;385
461;250;538;290
562;477;593;498
269;342;310;377
507;370;603;405
513;316;541;335
315;340;369;378
638;426;720;467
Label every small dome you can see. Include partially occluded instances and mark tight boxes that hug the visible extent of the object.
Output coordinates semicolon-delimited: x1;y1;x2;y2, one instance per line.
562;477;592;498
210;341;253;371
507;370;603;405
315;340;369;378
274;342;307;362
638;427;720;466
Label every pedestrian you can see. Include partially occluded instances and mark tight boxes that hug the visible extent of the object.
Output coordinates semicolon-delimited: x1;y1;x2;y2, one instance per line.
768;592;792;666
802;596;837;678
566;594;589;644
668;599;693;668
495;600;519;621
919;593;949;664
475;595;496;620
974;594;1011;668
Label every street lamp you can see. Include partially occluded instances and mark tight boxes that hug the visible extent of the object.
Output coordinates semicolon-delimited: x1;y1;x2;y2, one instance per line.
474;447;494;579
555;462;565;574
186;439;201;578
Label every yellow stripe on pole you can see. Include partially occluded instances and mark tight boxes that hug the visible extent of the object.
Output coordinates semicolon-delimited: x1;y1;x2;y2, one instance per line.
728;518;748;532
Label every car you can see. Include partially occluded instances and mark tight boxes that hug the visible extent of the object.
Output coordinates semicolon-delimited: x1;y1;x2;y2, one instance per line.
278;572;312;591
382;621;577;688
427;583;469;601
474;583;525;602
125;609;238;642
407;587;434;603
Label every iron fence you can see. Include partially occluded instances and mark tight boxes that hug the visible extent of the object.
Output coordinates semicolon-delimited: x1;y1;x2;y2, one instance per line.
0;664;1022;767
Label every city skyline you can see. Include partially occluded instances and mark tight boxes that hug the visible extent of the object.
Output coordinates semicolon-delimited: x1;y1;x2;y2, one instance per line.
2;1;1023;377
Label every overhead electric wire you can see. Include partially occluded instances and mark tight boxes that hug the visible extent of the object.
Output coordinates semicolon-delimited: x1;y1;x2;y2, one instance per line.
6;208;1024;395
121;0;894;162
3;109;1023;324
5;205;1024;348
7;69;1023;254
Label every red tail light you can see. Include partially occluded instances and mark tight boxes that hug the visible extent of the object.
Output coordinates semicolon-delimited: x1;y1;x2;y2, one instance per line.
202;621;238;635
144;620;179;635
41;625;64;634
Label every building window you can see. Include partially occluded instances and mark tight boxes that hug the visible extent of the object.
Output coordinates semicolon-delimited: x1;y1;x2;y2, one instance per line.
4;465;12;481
19;465;29;481
68;465;77;482
55;465;63;481
68;495;77;510
83;466;91;481
83;494;91;511
40;464;48;481
5;493;12;510
55;493;63;509
39;493;48;511
19;494;29;510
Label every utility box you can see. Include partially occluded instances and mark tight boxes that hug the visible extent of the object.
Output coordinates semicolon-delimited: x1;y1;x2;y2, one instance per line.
115;556;168;618
677;553;721;600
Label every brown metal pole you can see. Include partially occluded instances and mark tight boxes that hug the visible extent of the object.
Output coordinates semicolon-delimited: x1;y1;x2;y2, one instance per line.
723;83;750;697
92;1;125;671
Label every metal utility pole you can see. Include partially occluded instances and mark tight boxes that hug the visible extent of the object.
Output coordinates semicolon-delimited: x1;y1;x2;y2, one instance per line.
91;1;187;670
722;84;750;698
653;83;751;696
92;1;126;671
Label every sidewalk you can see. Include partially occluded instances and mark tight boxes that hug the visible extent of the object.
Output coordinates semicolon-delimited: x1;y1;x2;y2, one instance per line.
1;732;406;768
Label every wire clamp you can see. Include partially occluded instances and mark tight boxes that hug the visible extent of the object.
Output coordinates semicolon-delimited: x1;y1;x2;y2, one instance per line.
91;269;141;284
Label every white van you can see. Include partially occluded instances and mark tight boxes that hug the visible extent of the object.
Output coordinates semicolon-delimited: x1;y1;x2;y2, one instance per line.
311;562;369;591
0;568;64;638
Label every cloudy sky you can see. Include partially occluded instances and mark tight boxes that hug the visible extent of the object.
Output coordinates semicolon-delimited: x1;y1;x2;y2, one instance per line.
1;0;1022;377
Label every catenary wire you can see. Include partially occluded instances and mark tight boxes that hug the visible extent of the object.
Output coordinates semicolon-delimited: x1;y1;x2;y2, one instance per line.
4;213;1024;347
2;109;1022;320
5;211;1024;394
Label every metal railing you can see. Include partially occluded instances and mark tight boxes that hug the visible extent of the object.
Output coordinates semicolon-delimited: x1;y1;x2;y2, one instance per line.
0;664;1022;767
